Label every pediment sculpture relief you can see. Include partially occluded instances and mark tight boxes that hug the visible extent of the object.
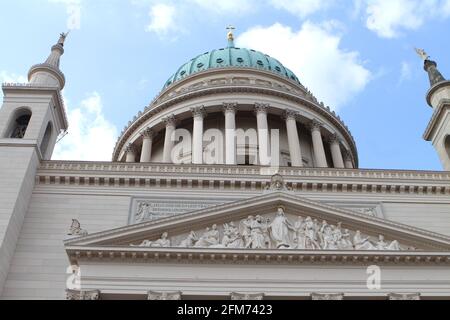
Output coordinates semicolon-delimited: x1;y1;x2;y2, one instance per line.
130;206;409;251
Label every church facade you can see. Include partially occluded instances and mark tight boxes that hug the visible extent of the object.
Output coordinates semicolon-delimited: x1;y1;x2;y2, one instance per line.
1;31;450;300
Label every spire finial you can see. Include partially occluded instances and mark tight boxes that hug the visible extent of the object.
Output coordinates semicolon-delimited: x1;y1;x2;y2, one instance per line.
415;48;430;61
226;25;235;48
58;31;69;47
415;48;446;86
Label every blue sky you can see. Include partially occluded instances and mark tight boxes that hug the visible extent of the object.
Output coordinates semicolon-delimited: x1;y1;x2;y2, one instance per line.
1;0;450;170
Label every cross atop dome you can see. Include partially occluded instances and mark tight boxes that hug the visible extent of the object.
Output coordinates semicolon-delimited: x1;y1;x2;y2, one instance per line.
226;25;235;48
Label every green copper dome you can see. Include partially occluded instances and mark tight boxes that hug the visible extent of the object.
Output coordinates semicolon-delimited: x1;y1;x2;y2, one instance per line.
163;46;301;89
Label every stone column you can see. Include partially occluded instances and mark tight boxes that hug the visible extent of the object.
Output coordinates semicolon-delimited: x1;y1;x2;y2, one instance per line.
223;103;237;165
140;128;154;163
255;103;270;166
284;109;303;167
191;106;206;164
310;120;328;168
125;144;136;163
343;150;354;169
162;115;176;163
329;133;345;169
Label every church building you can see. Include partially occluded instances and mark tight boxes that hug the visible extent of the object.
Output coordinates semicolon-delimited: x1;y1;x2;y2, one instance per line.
0;30;450;300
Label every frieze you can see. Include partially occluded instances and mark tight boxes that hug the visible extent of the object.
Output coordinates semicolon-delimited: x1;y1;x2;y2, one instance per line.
130;206;407;251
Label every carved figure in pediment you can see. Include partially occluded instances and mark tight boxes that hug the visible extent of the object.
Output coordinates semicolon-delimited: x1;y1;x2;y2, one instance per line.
195;224;220;248
376;235;400;251
179;231;198;248
318;220;328;248
353;231;376;250
294;217;306;249
261;217;272;249
339;229;354;250
222;222;243;248
132;232;171;248
241;216;254;248
303;217;321;250
269;206;295;249
323;224;339;250
242;216;267;249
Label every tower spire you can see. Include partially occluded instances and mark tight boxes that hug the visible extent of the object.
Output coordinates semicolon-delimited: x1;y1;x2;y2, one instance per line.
226;25;235;48
28;32;68;89
415;48;446;86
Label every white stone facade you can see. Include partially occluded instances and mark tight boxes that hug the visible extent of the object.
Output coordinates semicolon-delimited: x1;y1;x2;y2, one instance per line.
1;34;450;300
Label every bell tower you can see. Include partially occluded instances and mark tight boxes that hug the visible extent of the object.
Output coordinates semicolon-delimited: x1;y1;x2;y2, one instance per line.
418;49;450;171
0;33;69;295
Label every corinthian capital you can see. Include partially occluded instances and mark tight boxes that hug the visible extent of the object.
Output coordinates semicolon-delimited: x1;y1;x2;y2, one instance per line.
283;109;298;121
140;128;154;139
388;293;421;300
163;114;177;127
125;143;136;154
148;291;182;300
223;102;238;114
309;119;323;132
231;292;265;300
191;106;207;119
66;289;100;300
342;149;352;161
328;133;341;144
254;103;269;114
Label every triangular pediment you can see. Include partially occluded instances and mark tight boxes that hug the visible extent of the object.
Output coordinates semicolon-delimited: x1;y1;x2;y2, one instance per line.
64;192;450;252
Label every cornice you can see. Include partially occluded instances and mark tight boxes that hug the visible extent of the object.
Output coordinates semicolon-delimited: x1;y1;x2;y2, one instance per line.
423;100;450;140
426;80;450;107
36;161;450;196
65;246;450;267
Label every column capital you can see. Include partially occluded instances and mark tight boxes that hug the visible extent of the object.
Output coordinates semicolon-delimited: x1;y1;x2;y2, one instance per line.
148;291;182;300
309;119;323;132
66;289;100;300
342;149;352;161
328;133;341;144
191;106;207;119
388;293;420;300
283;109;298;121
223;102;238;114
140;128;154;140
163;114;177;127
254;102;270;114
125;143;136;154
231;292;265;300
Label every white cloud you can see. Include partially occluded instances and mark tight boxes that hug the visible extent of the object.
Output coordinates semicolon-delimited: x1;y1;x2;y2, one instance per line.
236;22;371;109
48;0;82;30
145;3;178;36
191;0;253;14
399;61;413;84
269;0;336;18
53;92;118;161
364;0;450;38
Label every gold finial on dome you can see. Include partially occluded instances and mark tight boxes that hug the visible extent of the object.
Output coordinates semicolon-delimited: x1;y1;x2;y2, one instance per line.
226;25;235;47
227;25;235;40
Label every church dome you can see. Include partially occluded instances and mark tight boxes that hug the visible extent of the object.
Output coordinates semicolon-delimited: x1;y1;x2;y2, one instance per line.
163;46;301;90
